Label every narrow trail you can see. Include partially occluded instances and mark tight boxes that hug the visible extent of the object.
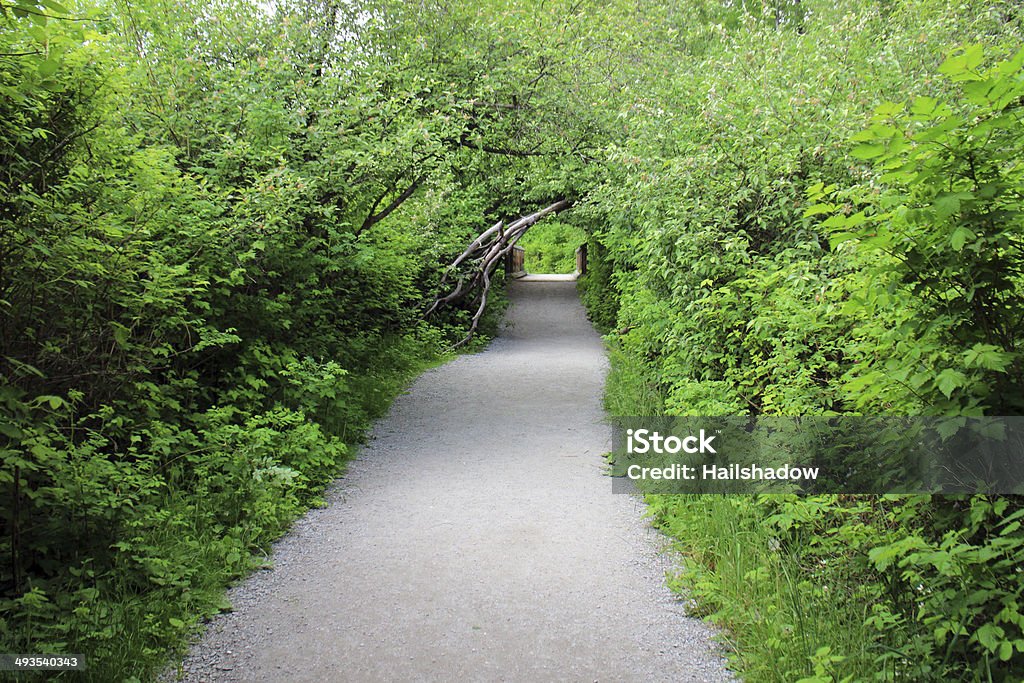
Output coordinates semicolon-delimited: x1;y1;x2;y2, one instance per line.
170;280;733;682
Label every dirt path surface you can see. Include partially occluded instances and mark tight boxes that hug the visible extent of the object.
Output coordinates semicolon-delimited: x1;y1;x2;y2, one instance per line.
167;280;733;682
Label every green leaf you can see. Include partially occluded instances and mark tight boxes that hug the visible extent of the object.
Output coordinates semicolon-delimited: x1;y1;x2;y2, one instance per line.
963;344;1013;372
27;26;48;43
37;59;60;78
949;227;973;251
31;395;64;410
868;536;927;571
939;44;986;81
110;322;131;348
873;102;905;118
975;622;1003;652
934;369;967;399
913;115;965;142
851;143;885;160
0;422;24;439
802;203;834;218
827;232;858;249
40;0;70;13
910;96;939;117
933;195;961;220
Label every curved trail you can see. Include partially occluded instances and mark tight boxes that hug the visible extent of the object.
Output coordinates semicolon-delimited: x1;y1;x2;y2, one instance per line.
170;279;732;682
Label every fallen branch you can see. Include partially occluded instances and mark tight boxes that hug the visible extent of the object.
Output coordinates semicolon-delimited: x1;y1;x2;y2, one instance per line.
426;198;570;346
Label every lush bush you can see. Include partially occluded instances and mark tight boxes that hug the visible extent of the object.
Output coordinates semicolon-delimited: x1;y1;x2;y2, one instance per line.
516;220;586;274
579;1;1024;680
576;236;620;333
0;0;565;678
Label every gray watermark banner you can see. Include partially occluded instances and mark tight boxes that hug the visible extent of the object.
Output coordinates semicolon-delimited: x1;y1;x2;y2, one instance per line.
609;417;1024;494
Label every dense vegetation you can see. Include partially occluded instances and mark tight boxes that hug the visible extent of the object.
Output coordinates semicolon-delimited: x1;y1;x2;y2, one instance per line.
1;0;1022;680
517;220;586;274
576;1;1024;680
0;0;578;678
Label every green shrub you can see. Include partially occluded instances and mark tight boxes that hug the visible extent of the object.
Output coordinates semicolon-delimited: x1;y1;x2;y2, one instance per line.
517;220;586;274
582;8;1024;680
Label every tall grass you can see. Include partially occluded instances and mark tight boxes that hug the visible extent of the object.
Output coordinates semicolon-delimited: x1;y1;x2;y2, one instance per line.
602;340;882;682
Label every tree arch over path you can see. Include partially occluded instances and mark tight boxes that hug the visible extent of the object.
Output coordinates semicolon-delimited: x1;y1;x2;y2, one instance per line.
426;198;572;345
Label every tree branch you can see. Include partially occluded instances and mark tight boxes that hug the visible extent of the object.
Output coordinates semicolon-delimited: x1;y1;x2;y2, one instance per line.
425;198;571;345
358;174;425;234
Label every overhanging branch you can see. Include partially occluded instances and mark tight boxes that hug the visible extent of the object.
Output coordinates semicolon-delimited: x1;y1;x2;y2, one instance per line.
425;198;571;346
359;174;425;234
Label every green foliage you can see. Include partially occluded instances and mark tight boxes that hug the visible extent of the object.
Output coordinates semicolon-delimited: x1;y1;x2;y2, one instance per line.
3;0;1024;679
581;2;1024;681
643;490;1024;681
516;220;585;274
0;0;545;677
807;45;1024;415
576;236;619;332
648;494;882;681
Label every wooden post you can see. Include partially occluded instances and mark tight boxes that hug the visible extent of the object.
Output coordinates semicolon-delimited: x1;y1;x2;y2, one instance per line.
575;243;587;275
506;245;526;278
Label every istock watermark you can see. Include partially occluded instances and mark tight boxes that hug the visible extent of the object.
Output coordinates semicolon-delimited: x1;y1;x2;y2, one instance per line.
610;416;1024;495
625;428;717;454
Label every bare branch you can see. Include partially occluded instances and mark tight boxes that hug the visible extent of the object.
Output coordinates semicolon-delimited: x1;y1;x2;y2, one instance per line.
425;199;571;346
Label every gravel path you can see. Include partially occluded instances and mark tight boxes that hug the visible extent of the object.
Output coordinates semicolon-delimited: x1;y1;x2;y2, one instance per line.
165;279;734;682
